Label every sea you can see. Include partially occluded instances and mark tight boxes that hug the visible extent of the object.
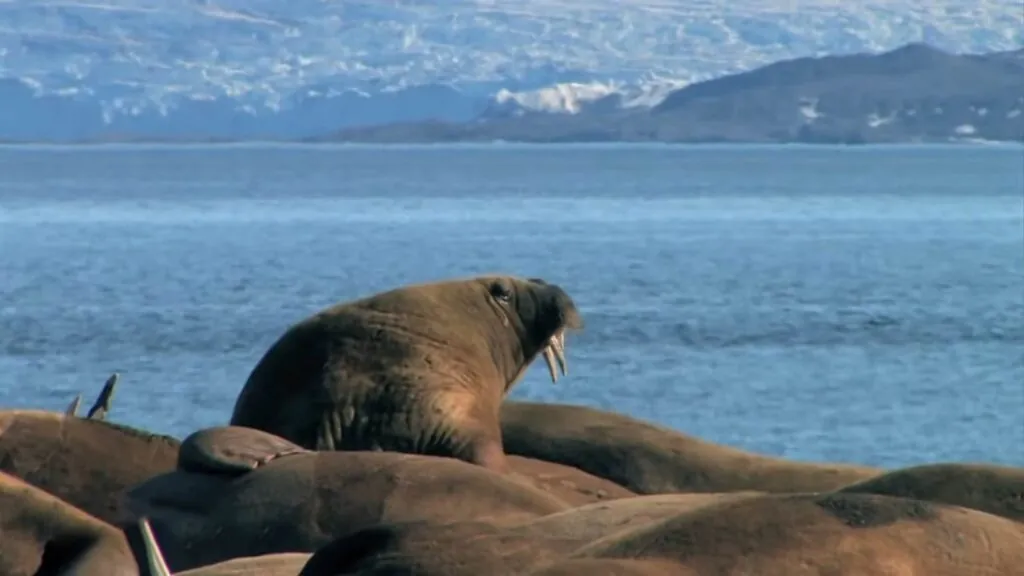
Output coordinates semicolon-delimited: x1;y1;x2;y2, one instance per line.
1;143;1021;469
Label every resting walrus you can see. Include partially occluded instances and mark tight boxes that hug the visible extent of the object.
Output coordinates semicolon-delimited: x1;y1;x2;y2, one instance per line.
128;425;574;571
229;275;583;472
837;462;1024;523
0;375;181;526
0;471;139;576
303;492;1024;576
500;401;881;494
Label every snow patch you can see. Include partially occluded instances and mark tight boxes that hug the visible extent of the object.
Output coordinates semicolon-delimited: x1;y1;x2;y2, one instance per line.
799;97;822;121
495;82;618;114
1007;109;1021;118
867;112;895;127
492;77;688;114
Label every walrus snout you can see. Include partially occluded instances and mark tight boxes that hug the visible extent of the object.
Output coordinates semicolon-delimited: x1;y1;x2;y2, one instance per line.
529;281;583;385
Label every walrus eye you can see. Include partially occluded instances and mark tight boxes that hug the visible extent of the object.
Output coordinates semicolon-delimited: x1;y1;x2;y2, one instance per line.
490;282;513;303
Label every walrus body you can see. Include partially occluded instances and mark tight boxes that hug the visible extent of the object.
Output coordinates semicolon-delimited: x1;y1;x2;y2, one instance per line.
500;401;881;494
0;409;181;525
837;462;1024;522
315;493;1024;576
230;275;583;472
566;492;1024;575
294;493;764;575
0;470;139;576
179;424;632;506
128;426;573;571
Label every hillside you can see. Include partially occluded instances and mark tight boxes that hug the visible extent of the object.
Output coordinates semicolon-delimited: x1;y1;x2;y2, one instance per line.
314;44;1024;144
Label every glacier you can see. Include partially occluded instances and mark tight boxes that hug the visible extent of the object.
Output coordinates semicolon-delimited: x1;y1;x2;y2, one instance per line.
0;0;1022;140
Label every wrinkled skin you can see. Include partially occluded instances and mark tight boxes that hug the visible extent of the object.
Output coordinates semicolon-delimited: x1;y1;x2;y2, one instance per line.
837;462;1024;523
0;409;181;526
229;275;583;473
0;471;140;576
501;401;881;494
299;493;1024;576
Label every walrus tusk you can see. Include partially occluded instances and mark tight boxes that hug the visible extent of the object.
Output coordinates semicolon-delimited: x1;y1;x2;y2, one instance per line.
552;331;568;375
541;329;569;384
87;372;119;420
64;394;82;417
139;517;173;576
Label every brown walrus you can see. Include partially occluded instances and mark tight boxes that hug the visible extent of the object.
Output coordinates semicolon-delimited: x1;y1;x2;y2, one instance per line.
500;401;881;494
178;424;632;505
0;470;139;576
837;462;1024;522
292;493;765;575
308;492;1024;576
0;376;181;526
562;492;1024;576
128;425;575;571
229;275;583;472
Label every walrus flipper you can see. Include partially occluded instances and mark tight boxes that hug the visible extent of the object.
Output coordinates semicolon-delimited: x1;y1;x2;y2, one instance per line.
65;394;82;417
86;372;119;420
178;426;312;477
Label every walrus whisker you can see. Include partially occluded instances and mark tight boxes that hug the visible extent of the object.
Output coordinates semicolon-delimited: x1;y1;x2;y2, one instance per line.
138;517;173;576
64;395;82;417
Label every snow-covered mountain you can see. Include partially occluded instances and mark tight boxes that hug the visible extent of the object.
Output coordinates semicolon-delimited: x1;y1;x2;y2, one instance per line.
1;0;1021;140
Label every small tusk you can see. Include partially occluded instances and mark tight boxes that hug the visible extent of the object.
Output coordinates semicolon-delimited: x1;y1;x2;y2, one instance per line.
542;346;559;384
65;395;82;417
550;330;568;376
139;517;173;576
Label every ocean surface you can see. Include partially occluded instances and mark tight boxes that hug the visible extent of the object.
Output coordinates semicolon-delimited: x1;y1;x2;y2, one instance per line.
1;143;1022;468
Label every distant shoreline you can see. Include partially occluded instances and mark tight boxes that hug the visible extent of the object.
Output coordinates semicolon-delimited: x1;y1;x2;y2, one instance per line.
0;140;1021;150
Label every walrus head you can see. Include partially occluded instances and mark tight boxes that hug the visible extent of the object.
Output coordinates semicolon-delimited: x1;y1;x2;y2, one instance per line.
344;274;583;391
479;275;584;389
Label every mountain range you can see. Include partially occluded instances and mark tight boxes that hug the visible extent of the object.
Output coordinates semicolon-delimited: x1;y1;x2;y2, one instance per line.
0;0;1021;142
317;43;1024;144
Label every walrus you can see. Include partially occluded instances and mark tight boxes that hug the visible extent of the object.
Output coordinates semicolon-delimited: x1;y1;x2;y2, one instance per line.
311;491;1024;576
500;401;881;494
179;424;632;505
564;492;1024;575
291;492;762;575
0;470;139;576
837;462;1024;522
128;425;575;571
229;275;583;472
0;377;181;526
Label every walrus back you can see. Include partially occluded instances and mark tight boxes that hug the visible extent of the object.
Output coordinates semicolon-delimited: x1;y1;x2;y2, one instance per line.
230;316;336;446
231;303;505;454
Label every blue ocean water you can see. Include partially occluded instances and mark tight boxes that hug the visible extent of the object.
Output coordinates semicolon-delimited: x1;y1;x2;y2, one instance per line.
1;144;1021;468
